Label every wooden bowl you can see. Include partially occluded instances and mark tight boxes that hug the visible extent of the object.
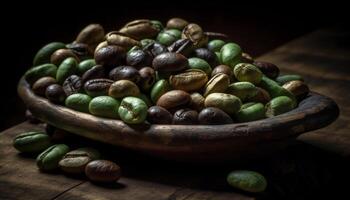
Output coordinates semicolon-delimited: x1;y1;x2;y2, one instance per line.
18;77;339;162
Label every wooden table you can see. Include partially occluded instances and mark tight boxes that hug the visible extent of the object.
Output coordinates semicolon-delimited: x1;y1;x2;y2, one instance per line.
1;27;349;199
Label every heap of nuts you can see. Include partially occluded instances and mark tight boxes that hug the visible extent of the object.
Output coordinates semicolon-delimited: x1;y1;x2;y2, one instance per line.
24;18;309;125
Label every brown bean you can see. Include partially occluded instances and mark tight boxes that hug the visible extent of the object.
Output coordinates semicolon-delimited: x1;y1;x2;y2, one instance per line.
147;106;173;124
63;75;82;96
84;79;114;97
94;45;126;68
156;90;191;110
172;109;198;125
152;52;188;73
198;107;233;125
32;77;57;96
85;160;121;182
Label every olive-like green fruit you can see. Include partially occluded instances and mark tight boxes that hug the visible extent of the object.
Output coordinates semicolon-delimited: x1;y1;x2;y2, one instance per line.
139;93;153;107
151;20;164;31
56;57;78;84
156;29;182;46
33;42;66;66
108;80;140;99
118;97;148;124
276;74;304;85
233;63;262;84
150;79;171;103
220;43;242;68
215;52;221;64
140;39;155;47
259;76;297;107
188;57;212;76
207;39;225;52
65;93;92;113
236;103;265;122
36;144;70;171
25;63;57;85
227;170;267;193
89;96;120;119
13;132;51;153
169;69;208;92
77;59;96;75
265;96;295;117
226;82;258;102
204;93;242;115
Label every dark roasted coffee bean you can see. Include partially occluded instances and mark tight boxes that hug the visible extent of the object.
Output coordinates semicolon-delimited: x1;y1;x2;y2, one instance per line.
81;65;105;83
63;75;82;96
45;84;66;104
94;45;126;68
66;42;93;60
152;52;188;73
167;38;194;56
32;77;57;96
173;109;198;125
143;42;168;57
198;107;233;125
147;106;173;124
126;49;153;68
138;67;156;92
193;48;218;67
85;160;121;182
84;79;114;97
109;66;141;83
253;61;280;79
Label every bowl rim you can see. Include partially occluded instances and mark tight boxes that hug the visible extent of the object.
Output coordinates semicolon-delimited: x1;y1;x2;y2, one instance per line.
18;76;339;148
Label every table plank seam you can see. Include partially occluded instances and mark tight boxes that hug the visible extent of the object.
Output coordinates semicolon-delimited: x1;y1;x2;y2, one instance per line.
50;181;86;200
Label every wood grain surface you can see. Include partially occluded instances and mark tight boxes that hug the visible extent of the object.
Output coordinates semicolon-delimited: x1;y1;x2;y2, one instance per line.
257;27;350;158
1;27;350;200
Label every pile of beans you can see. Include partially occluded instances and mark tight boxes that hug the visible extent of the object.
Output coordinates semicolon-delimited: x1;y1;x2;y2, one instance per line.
24;18;309;125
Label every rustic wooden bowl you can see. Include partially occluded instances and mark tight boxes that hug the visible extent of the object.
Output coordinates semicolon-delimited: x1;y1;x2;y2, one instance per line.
18;77;339;162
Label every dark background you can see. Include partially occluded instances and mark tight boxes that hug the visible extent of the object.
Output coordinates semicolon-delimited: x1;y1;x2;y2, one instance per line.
1;2;348;131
